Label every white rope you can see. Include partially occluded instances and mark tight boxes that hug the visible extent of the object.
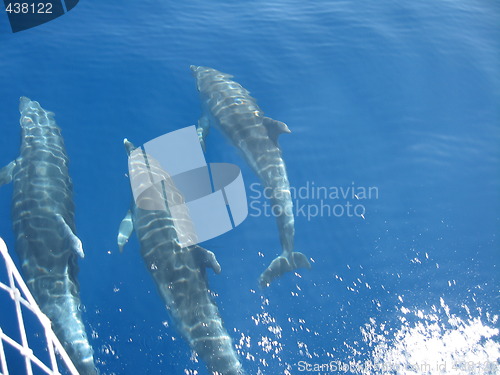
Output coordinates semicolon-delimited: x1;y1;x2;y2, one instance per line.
0;328;8;375
0;237;80;375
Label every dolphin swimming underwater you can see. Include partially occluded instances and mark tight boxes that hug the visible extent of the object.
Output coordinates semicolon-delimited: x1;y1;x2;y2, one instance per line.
190;65;311;287
117;139;246;375
0;97;98;374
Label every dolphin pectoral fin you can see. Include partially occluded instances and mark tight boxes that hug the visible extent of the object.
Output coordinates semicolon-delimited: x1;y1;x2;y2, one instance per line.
118;209;133;253
0;159;19;186
258;251;311;288
263;117;291;146
197;116;210;152
56;214;85;258
192;246;222;274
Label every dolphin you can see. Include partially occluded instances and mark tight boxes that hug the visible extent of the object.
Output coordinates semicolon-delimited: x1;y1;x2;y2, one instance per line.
0;97;98;375
190;65;311;287
117;139;246;375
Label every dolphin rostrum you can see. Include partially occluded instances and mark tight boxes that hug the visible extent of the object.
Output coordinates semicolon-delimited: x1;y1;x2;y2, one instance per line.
117;139;246;375
190;65;311;287
0;97;98;375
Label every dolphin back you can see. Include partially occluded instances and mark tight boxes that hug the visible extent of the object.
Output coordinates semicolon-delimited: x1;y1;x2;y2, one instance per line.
119;139;246;375
191;66;311;287
1;97;98;375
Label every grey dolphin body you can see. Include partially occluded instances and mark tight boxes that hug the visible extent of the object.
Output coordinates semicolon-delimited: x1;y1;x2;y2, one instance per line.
0;97;98;374
118;139;245;375
190;65;311;287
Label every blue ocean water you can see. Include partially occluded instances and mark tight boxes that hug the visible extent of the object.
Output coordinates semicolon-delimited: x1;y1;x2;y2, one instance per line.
0;1;499;374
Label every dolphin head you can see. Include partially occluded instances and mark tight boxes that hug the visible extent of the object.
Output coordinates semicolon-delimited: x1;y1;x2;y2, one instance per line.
190;65;229;94
123;138;136;156
190;65;200;75
190;65;235;85
18;97;59;142
190;65;205;92
190;65;223;78
19;96;32;114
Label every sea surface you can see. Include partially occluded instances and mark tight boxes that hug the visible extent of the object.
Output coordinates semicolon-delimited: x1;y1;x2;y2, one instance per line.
0;1;499;374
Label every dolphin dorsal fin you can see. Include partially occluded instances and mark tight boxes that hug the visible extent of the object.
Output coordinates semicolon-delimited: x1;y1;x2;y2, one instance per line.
263;117;291;146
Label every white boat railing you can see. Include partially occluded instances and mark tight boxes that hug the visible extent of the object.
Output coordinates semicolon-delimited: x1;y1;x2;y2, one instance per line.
0;237;79;375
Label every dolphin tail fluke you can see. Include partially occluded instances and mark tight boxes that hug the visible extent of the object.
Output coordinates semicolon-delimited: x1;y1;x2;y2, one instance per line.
258;251;311;288
292;251;311;269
